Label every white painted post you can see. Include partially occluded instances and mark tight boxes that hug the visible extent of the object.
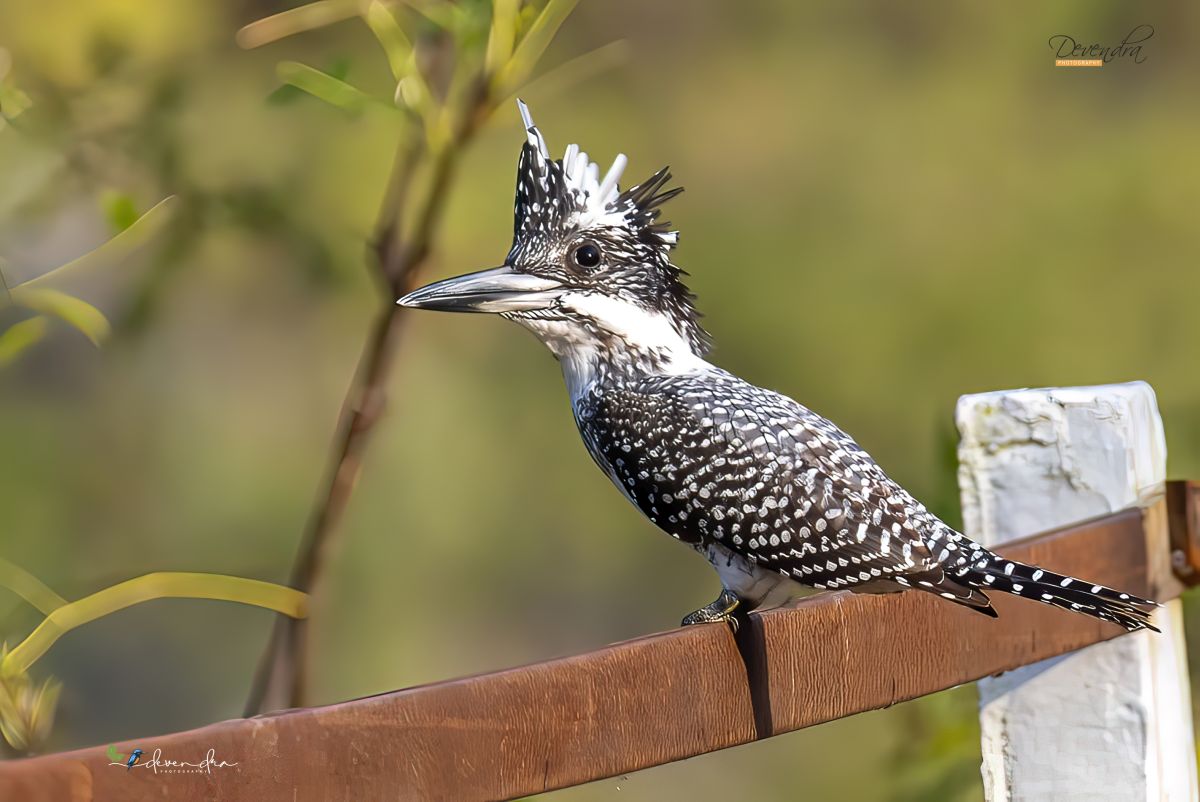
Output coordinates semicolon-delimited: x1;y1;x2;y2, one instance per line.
956;382;1197;802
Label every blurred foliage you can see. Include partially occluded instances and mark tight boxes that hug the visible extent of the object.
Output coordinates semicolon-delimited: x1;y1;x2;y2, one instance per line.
0;47;33;130
241;0;582;145
100;190;140;233
233;0;605;712
0;0;1198;799
887;688;983;802
0;649;60;757
1;197;175;363
0;557;306;755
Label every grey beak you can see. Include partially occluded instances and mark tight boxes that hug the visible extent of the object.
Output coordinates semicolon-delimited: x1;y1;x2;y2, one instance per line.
397;266;564;313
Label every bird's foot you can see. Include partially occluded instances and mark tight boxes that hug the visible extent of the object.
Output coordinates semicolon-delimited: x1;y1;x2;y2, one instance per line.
681;589;741;632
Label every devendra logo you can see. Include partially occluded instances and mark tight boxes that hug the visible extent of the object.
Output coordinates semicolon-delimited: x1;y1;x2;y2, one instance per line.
1049;25;1154;67
107;744;239;775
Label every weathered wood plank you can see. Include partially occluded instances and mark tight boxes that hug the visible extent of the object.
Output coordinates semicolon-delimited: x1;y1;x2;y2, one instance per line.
1168;480;1200;585
0;504;1178;802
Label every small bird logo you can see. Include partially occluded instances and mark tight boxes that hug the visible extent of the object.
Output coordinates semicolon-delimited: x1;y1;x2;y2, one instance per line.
125;748;143;770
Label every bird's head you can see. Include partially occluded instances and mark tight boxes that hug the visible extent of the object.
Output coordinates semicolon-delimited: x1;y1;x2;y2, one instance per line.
399;101;710;370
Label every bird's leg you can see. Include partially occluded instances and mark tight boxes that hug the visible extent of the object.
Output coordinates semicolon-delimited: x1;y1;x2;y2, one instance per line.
681;588;741;631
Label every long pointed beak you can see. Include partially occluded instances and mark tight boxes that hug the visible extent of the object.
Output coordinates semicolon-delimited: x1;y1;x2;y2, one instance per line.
397;266;564;313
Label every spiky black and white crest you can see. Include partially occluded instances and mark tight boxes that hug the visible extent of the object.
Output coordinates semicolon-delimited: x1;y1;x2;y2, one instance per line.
510;100;710;354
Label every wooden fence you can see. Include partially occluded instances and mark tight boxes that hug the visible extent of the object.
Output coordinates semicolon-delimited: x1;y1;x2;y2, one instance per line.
2;385;1197;801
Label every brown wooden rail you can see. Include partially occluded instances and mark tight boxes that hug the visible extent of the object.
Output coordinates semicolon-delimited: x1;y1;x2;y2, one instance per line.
2;483;1195;802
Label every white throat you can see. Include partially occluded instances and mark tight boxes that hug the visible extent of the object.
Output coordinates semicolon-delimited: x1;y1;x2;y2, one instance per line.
512;291;709;403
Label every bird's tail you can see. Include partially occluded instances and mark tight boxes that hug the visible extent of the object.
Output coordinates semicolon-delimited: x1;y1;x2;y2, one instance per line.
965;553;1159;633
905;567;998;617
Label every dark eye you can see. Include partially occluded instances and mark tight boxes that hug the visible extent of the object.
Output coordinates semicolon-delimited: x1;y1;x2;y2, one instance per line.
569;242;602;270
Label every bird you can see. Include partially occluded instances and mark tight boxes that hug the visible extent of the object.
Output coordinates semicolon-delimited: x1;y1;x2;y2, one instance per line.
126;748;143;770
398;100;1158;634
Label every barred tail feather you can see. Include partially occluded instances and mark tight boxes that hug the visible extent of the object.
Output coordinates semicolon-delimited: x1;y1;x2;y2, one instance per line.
969;555;1159;633
905;568;998;618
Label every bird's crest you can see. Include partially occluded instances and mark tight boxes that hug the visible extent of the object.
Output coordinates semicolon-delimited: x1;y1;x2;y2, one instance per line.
511;100;709;354
513;100;679;244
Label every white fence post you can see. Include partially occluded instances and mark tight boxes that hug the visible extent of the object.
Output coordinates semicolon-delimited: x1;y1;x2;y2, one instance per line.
956;382;1197;802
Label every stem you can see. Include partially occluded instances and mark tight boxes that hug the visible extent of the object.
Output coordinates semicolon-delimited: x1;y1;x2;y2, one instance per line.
2;573;307;677
244;82;489;715
0;558;67;616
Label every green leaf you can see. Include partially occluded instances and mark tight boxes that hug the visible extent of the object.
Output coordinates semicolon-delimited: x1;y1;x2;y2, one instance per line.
25;677;60;752
107;744;126;764
0;669;60;754
236;0;360;49
269;58;350;105
16;195;177;291
0;557;68;614
501;39;629;107
2;572;308;676
396;0;457;31
364;1;413;82
9;289;110;346
101;191;139;233
0;48;31;126
266;83;305;105
494;0;580;96
359;3;432;120
0;680;27;752
0;84;32;125
0;317;49;366
485;0;520;76
276;61;373;113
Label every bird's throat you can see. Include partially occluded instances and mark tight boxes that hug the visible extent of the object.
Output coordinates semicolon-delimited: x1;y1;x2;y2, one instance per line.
509;293;709;403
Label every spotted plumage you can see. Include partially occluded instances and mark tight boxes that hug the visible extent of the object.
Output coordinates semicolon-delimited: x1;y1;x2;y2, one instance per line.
399;101;1159;633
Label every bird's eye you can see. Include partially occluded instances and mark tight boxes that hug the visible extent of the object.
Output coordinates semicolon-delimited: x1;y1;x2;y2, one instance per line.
569;242;602;271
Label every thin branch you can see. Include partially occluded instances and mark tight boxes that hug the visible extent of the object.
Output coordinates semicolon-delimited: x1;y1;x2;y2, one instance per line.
373;130;424;288
244;78;491;714
243;0;592;713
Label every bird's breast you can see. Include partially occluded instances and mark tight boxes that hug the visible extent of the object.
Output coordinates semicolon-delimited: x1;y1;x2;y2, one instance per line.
574;385;720;547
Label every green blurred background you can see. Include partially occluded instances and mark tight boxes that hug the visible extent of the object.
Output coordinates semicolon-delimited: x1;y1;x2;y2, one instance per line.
2;1;1198;799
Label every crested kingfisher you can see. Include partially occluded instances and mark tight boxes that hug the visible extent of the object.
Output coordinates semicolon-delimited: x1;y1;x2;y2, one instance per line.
399;101;1157;633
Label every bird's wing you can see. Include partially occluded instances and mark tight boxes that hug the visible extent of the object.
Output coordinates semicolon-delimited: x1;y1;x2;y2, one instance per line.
631;370;949;591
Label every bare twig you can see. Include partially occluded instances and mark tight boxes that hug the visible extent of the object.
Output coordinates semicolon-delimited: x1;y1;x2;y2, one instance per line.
242;0;589;714
245;80;490;714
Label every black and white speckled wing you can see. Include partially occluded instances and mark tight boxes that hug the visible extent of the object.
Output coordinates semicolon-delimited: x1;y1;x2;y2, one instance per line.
574;368;1158;630
576;369;977;595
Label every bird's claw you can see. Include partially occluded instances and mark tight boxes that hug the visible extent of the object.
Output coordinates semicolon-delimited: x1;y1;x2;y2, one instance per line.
681;588;741;632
